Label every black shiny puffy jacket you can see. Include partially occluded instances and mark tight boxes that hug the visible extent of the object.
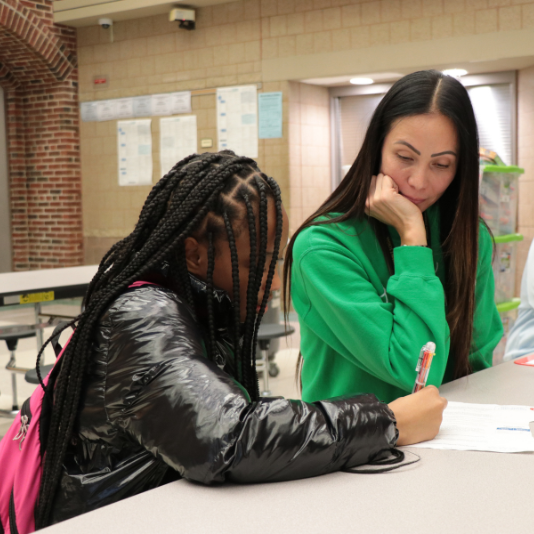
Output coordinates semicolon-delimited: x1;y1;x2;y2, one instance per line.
51;283;398;524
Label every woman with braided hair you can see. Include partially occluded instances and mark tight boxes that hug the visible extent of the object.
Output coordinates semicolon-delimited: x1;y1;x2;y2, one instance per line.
26;151;444;529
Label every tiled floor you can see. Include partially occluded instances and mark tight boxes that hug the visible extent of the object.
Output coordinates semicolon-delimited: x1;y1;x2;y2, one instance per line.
0;306;300;440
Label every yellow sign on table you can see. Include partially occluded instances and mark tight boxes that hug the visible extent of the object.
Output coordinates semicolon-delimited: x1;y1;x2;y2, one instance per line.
19;291;55;304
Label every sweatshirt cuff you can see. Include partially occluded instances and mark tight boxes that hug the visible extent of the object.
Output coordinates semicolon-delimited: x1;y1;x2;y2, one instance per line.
393;246;435;277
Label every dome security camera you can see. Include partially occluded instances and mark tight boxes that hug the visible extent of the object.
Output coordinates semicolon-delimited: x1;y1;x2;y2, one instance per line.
98;18;113;29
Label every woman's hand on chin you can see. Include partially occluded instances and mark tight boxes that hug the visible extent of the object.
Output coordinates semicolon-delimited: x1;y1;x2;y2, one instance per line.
365;173;427;246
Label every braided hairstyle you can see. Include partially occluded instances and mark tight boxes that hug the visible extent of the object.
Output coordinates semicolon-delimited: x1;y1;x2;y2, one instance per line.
34;150;284;529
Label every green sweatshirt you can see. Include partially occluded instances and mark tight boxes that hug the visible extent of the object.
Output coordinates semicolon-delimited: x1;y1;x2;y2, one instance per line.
291;204;503;404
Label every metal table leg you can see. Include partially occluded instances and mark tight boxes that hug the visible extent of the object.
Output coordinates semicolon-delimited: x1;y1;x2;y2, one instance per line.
35;302;44;349
260;347;272;397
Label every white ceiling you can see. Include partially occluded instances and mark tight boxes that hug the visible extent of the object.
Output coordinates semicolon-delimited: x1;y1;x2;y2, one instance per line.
54;0;240;27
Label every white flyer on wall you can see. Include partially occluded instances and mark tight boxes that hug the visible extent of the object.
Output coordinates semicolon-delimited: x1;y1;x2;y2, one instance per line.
80;102;98;122
152;94;173;116
216;85;258;158
115;98;134;119
133;96;153;118
171;92;192;114
160;115;197;176
117;119;153;186
97;100;117;122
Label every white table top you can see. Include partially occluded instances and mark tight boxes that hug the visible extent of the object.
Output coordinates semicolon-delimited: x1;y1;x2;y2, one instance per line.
0;265;98;302
42;361;534;534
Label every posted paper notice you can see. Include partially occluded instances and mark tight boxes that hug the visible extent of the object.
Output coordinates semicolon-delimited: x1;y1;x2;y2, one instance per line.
117;119;153;186
217;85;258;157
160;115;197;176
258;92;283;139
408;401;534;453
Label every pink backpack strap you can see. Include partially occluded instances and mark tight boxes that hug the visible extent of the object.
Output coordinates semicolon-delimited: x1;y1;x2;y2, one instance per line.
128;281;159;288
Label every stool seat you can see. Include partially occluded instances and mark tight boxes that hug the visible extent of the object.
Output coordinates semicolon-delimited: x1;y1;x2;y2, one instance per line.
25;364;54;385
0;326;38;351
0;325;39;339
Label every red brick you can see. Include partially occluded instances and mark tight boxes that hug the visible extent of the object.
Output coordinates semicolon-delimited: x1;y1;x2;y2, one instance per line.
3;1;81;270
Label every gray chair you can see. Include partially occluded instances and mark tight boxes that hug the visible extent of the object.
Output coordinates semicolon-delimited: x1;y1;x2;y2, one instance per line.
25;363;54;385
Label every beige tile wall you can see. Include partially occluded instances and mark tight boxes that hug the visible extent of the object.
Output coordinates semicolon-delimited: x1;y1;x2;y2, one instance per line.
78;0;534;270
258;0;534;61
288;81;331;235
81;84;290;260
517;65;534;293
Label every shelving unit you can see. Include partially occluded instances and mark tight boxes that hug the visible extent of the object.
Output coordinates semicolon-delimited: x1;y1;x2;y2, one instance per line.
479;164;525;364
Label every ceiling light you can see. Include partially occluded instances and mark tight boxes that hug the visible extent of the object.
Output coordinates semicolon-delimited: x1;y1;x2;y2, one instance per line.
442;69;468;78
350;77;374;85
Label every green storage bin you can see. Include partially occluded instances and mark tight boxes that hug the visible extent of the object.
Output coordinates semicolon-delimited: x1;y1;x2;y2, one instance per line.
480;165;524;236
492;234;523;304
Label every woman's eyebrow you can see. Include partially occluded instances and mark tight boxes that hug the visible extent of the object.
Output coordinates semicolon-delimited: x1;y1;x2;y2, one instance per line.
394;141;457;158
431;150;457;157
394;140;420;155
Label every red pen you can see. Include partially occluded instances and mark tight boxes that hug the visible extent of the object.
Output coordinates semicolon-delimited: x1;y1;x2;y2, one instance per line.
412;342;436;393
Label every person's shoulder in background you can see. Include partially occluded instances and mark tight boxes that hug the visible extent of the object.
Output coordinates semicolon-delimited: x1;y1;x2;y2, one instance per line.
505;239;534;360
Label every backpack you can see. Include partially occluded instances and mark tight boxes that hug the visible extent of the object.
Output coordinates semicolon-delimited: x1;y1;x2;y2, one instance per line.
0;323;72;534
0;282;156;534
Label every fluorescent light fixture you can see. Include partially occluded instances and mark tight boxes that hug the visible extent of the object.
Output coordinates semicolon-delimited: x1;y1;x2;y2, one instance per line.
350;77;374;85
442;69;468;78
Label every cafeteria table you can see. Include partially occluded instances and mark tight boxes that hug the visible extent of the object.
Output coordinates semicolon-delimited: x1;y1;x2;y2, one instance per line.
0;265;98;346
41;361;534;534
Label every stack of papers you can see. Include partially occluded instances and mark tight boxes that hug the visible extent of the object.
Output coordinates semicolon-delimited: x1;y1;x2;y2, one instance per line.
408;401;534;453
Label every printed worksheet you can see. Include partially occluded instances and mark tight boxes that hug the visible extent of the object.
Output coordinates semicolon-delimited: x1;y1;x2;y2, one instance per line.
408;401;534;453
216;85;258;157
117;119;153;186
160;115;197;176
115;98;134;119
96;100;117;122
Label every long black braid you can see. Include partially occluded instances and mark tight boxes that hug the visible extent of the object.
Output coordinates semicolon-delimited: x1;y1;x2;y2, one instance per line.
223;210;243;382
35;151;284;529
205;232;216;360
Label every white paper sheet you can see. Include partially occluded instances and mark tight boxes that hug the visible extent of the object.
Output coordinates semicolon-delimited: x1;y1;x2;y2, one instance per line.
80;102;98;122
115;98;134;119
133;96;152;117
171;92;192;114
97;100;117;122
152;94;173;116
408;401;534;453
217;85;258;157
160;115;197;176
117;119;153;186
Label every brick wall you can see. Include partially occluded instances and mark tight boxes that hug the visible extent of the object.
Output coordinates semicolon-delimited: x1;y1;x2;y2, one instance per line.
0;0;82;270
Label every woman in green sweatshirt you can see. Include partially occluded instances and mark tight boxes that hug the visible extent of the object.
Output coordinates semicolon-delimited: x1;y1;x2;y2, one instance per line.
285;70;503;404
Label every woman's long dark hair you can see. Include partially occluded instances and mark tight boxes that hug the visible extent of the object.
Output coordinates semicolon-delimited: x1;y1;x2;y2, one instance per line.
34;151;283;529
284;69;481;382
